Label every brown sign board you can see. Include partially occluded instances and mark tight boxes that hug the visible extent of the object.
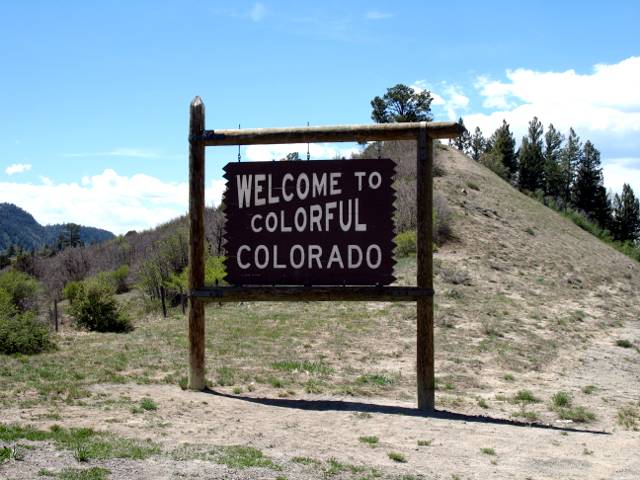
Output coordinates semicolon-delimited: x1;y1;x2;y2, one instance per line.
222;158;396;286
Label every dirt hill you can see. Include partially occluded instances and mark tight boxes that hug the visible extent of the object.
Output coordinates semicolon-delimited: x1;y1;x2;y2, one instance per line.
2;146;640;479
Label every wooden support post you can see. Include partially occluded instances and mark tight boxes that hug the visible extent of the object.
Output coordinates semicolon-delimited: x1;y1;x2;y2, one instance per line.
160;286;167;318
416;123;435;411
180;286;186;315
188;96;206;390
53;299;58;332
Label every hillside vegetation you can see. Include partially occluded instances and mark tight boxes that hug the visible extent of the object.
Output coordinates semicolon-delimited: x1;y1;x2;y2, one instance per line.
1;146;639;479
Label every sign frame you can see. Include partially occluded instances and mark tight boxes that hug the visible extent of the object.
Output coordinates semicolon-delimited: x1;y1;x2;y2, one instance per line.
187;96;463;411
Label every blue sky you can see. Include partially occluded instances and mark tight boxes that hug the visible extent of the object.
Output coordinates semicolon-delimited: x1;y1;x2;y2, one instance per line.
1;0;639;233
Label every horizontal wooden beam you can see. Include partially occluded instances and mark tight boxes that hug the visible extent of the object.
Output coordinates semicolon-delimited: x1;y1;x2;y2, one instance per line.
190;286;433;302
199;121;463;146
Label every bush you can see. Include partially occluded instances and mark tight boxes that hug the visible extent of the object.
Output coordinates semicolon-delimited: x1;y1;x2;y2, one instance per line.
480;151;508;180
69;280;132;333
394;230;416;257
433;193;453;245
167;255;227;291
0;270;38;312
0;290;52;354
110;265;129;294
63;281;84;305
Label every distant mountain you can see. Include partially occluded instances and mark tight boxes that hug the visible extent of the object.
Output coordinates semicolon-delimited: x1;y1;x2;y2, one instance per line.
0;203;115;251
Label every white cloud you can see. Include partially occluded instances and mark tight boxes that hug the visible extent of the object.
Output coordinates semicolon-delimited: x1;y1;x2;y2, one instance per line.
365;11;392;20
249;2;266;22
5;163;32;175
411;80;470;120
602;158;640;196
464;56;640;143
0;169;226;235
245;143;360;162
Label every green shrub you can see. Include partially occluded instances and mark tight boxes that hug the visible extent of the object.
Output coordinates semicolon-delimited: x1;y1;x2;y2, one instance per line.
168;255;227;290
0;269;38;312
394;230;416;257
0;290;53;354
69;280;132;333
63;281;84;305
480;151;508;180
110;265;129;294
551;391;573;408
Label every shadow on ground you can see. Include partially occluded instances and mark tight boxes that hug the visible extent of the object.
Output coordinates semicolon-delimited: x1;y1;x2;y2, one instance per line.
202;388;608;435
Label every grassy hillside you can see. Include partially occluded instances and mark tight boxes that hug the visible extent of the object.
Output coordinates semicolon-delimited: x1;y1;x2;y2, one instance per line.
1;146;639;479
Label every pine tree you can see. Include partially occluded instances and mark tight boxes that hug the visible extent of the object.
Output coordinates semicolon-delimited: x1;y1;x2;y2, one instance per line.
573;141;608;225
451;118;472;154
612;184;640;242
559;128;581;205
517;117;544;192
470;126;486;161
543;124;564;198
488;120;517;180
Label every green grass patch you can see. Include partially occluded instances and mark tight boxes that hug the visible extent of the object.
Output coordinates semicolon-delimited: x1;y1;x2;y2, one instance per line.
503;373;515;381
139;397;157;411
417;439;432;446
557;406;596;423
0;446;11;463
271;360;333;375
216;445;279;470
551;391;573;408
387;452;407;463
216;366;237;386
616;339;633;348
358;435;379;446
355;373;396;387
582;385;597;395
0;424;159;460
512;390;539;405
480;447;496;456
58;467;111;480
617;405;640;430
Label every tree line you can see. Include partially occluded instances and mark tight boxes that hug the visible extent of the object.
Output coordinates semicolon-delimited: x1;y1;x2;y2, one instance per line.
451;117;639;245
367;83;639;246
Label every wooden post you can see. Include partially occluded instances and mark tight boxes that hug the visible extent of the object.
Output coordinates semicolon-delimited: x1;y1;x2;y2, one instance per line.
160;286;167;318
416;123;435;411
53;299;58;332
180;286;186;315
188;96;206;390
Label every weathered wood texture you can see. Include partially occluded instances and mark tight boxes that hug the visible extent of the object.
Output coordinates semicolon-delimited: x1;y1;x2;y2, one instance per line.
191;286;434;302
53;299;58;332
188;97;206;391
416;125;435;411
201;121;462;146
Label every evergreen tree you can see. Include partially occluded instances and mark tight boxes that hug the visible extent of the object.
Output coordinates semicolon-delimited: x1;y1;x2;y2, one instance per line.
470;126;486;161
612;184;640;242
559;128;581;205
371;84;434;123
543;124;565;198
452;118;472;154
57;223;83;250
488;120;518;180
573;141;608;224
517;117;544;192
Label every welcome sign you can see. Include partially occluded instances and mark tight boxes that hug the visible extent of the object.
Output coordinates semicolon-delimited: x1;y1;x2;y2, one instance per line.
222;158;396;285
